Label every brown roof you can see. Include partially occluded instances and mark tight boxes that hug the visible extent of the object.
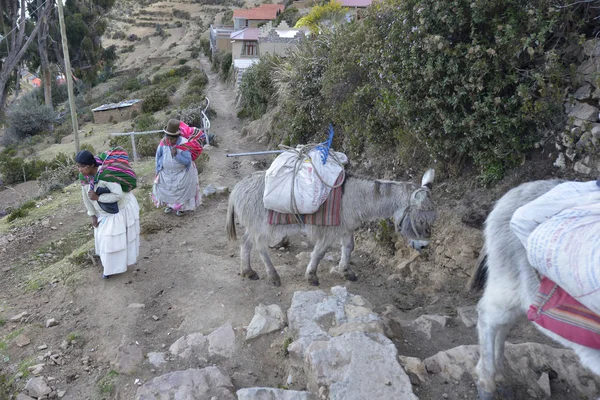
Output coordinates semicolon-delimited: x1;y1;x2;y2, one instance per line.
233;4;284;20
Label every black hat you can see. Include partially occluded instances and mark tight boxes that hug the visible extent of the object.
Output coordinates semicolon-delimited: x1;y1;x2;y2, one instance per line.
76;150;98;166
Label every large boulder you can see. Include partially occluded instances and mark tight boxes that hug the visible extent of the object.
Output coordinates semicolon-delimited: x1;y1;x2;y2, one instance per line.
304;331;417;400
236;387;313;400
135;367;235;400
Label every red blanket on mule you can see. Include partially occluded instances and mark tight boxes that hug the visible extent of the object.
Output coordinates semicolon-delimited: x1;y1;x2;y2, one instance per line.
528;277;600;349
268;174;343;226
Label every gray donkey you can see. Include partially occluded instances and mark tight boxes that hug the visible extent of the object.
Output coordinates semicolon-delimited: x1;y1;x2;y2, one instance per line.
226;169;436;286
470;180;600;400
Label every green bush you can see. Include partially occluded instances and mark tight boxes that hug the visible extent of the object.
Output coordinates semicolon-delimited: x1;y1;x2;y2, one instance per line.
219;52;232;81
7;200;36;222
142;90;170;113
134;114;159;131
265;0;595;181
0;155;50;184
172;8;191;19
109;133;161;158
5;93;56;140
239;55;280;120
188;71;208;93
122;77;142;92
199;38;211;56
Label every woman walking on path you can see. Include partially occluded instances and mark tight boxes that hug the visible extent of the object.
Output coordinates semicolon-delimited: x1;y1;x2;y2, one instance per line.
76;149;141;279
152;119;202;217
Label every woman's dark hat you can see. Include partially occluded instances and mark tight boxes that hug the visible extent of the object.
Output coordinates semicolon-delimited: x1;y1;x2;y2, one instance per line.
164;119;181;136
76;150;98;166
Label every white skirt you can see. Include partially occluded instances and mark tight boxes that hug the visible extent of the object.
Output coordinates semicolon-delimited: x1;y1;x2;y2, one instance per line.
94;193;140;276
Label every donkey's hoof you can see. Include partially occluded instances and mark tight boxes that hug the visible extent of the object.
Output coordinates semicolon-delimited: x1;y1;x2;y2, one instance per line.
476;385;495;400
344;270;357;281
269;275;281;287
242;271;260;280
306;274;320;286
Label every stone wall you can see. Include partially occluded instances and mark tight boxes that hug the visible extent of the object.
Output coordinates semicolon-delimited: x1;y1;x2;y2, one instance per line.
555;39;600;176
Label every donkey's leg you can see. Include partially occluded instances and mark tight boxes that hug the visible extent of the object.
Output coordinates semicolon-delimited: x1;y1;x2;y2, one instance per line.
306;238;328;286
240;231;259;280
493;315;521;400
255;240;281;287
475;291;522;400
331;232;357;281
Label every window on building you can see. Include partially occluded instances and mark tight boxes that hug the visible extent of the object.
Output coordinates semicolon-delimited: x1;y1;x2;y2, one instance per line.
244;41;257;56
244;19;249;27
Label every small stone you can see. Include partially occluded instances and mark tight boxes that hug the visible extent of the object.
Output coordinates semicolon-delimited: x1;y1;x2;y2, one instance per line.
16;335;31;348
128;303;145;309
60;340;68;350
46;318;59;328
442;394;449;399
37;344;48;351
152;315;159;321
57;390;66;398
9;312;29;322
537;372;551;397
527;388;538;398
50;226;57;230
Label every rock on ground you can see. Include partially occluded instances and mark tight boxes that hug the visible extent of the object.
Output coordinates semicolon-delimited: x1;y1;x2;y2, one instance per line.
305;331;417;400
135;367;236;400
246;304;286;340
236;387;313;400
24;377;52;398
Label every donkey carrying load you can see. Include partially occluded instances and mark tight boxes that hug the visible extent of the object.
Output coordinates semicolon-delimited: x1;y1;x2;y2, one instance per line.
226;169;436;286
470;180;600;400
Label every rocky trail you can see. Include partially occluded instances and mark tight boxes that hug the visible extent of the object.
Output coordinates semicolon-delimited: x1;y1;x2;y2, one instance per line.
1;1;599;399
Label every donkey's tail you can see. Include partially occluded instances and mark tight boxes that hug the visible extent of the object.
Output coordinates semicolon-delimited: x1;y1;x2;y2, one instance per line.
226;199;237;241
468;251;488;292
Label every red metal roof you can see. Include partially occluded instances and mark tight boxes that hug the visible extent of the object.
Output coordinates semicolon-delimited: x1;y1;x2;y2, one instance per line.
233;4;284;20
339;0;372;7
230;28;260;41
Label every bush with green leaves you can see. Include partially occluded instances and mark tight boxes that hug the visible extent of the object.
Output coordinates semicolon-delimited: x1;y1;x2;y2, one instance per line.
239;55;280;120
360;0;588;181
142;90;170;113
4;93;56;141
134;114;159;131
261;0;596;181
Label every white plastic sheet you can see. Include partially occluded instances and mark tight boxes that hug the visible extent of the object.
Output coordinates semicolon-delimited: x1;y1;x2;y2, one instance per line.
511;181;600;314
263;148;347;214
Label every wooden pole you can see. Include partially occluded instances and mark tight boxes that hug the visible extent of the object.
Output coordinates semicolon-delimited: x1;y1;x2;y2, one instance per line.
56;0;79;153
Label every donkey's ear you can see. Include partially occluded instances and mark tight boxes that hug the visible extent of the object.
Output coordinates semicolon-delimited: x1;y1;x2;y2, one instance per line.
421;169;435;189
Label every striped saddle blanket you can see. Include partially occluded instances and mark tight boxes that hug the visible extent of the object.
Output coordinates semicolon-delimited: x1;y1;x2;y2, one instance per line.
268;174;343;226
527;277;600;349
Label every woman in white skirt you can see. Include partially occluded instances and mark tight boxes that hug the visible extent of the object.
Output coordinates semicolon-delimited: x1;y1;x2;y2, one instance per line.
152;119;202;217
76;150;140;279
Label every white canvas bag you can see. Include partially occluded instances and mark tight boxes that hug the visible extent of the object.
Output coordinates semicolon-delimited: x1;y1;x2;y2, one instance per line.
263;146;348;214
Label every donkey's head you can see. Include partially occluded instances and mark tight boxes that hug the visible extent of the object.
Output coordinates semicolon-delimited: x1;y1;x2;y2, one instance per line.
395;169;436;250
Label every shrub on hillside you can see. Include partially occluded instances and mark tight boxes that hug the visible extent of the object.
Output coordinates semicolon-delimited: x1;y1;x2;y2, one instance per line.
199;38;211;57
239;55;280;120
142;90;169;113
5;93;56;140
267;0;596;181
134;114;159;131
361;0;590;181
220;52;232;81
109;134;161;158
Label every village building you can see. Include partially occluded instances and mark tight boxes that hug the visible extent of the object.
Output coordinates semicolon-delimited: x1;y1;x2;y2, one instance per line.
209;3;284;56
230;21;308;88
91;99;142;124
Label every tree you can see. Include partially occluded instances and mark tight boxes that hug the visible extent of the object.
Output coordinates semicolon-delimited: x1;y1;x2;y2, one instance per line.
294;0;348;35
0;0;52;114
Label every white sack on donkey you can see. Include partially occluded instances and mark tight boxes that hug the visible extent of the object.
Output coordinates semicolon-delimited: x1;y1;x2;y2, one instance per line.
263;128;347;214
